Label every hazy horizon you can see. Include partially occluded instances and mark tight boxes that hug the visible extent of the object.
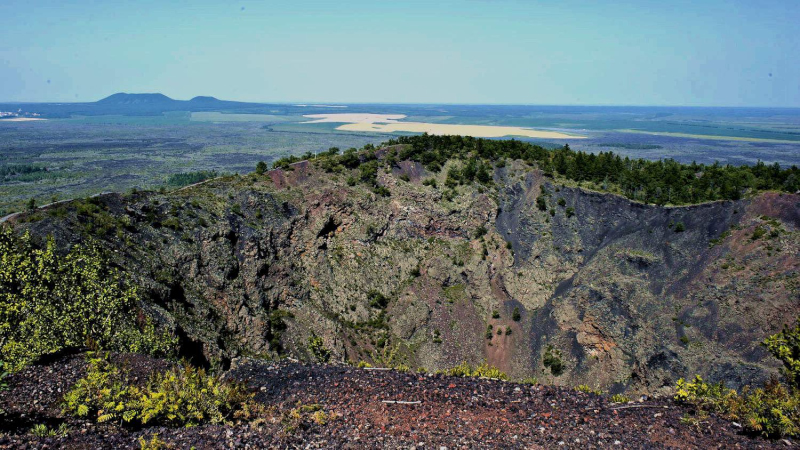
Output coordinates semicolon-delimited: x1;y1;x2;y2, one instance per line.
2;0;799;107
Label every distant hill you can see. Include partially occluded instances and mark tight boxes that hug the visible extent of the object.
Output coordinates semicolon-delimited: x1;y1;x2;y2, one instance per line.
0;92;276;118
97;93;178;106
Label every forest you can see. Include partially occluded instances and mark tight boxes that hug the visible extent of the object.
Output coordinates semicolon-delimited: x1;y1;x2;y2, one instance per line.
381;134;800;205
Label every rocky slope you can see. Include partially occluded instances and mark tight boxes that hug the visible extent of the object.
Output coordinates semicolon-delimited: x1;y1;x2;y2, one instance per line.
13;149;800;395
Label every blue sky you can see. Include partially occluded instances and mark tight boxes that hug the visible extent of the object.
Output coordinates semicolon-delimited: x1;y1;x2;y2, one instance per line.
1;0;798;106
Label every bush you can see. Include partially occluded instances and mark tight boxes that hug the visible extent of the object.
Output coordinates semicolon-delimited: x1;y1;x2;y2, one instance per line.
474;225;487;239
367;290;389;309
565;207;575;218
536;196;547;211
446;361;507;380
0;228;176;371
307;335;331;363
543;345;564;377
575;384;603;395
512;307;521;322
63;356;257;427
557;198;566;207
610;393;631;403
674;375;800;438
673;221;686;232
762;318;800;389
255;161;268;175
674;320;800;438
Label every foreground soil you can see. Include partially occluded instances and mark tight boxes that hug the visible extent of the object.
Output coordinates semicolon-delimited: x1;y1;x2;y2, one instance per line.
0;354;791;449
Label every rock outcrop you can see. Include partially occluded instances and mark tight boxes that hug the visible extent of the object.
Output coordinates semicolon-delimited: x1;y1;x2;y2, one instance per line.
16;155;800;394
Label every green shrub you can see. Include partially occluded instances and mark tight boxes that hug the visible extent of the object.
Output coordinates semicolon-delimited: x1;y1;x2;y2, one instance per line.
674;222;686;232
307;335;331;363
30;423;69;438
557;198;566;207
446;361;507;380
575;384;603;395
63;356;257;427
255;161;268;175
565;207;575;218
674;318;800;439
491;310;500;319
0;228;176;371
752;226;767;240
674;375;799;438
610;393;631;403
543;345;564;377
367;290;389;309
762;318;800;389
536;196;547;211
512;307;521;322
474;225;488;239
422;178;437;188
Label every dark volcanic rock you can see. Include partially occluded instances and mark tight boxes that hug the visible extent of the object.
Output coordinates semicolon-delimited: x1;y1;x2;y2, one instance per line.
12;156;800;395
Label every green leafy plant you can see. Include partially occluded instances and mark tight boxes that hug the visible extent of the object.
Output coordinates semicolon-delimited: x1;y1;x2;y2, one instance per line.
30;423;69;438
610;393;631;403
63;356;258;428
307;335;331;363
762;318;800;389
445;361;507;380
0;228;176;371
543;345;564;377
512;307;521;322
674;319;800;439
139;433;173;450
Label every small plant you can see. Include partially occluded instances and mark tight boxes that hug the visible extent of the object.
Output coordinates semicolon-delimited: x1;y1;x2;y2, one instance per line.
139;434;172;450
308;335;331;363
762;318;800;389
486;324;494;340
282;403;332;433
368;290;390;309
543;345;564;377
433;329;442;344
492;310;500;319
474;225;488;239
505;326;512;336
610;394;631;403
751;226;767;240
512;307;521;322
565;207;575;218
63;356;258;428
30;423;69;438
521;377;538;385
536;196;547;211
557;198;566;207
575;384;603;395
446;361;507;380
422;178;437;188
673;221;686;232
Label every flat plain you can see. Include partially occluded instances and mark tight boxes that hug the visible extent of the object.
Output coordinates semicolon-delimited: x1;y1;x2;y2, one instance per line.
1;102;799;215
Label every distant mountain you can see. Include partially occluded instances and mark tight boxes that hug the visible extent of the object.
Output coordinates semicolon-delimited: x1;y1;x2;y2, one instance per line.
188;95;223;105
97;93;178;106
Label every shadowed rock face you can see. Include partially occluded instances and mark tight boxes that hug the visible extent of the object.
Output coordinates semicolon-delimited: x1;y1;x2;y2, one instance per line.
18;157;800;394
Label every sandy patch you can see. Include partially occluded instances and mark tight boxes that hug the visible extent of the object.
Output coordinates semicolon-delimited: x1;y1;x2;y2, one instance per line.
303;113;584;139
303;113;406;124
1;117;47;122
339;122;584;139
